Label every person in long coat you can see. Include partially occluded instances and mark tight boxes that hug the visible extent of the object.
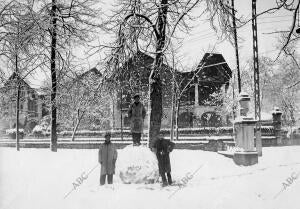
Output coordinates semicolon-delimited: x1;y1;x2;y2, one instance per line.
127;94;146;145
153;137;175;186
98;132;118;185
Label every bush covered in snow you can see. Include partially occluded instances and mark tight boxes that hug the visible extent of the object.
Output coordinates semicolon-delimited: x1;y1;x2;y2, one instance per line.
59;129;132;138
116;145;159;184
30;116;51;137
5;128;24;139
32;125;50;137
55;126;275;138
161;126;274;136
160;127;233;136
283;126;300;139
6;128;24;134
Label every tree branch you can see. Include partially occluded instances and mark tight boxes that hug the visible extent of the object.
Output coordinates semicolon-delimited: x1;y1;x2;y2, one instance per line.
122;13;159;38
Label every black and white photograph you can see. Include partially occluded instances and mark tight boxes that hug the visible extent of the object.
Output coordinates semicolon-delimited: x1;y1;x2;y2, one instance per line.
0;0;300;209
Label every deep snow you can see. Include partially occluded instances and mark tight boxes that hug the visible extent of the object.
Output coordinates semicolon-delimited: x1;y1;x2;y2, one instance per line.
1;146;300;209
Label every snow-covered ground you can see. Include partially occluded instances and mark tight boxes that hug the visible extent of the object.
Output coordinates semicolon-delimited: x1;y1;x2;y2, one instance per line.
1;146;300;209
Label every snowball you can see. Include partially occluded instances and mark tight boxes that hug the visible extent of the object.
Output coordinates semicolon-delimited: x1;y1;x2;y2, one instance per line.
116;145;159;184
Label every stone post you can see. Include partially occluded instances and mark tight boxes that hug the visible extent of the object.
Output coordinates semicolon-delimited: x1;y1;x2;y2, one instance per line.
37;96;42;121
194;83;199;106
272;107;282;146
9;103;13;128
233;92;258;166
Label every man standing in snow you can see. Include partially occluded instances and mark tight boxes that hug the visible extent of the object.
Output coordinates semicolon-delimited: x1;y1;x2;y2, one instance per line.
127;94;146;146
153;137;175;186
98;132;118;185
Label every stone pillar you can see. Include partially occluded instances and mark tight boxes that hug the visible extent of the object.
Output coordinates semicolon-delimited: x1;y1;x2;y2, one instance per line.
37;96;42;121
194;83;199;106
234;120;256;151
112;96;122;129
233;92;258;166
24;90;28;115
110;98;115;130
272;107;282;146
9;103;13;128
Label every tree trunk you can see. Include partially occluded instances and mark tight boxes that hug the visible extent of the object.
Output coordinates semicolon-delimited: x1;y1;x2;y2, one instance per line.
170;80;175;141
71;109;84;141
175;98;180;141
289;104;296;126
148;0;168;148
50;0;57;152
120;88;124;141
16;83;20;151
112;94;115;129
15;23;20;151
71;120;79;142
148;76;162;147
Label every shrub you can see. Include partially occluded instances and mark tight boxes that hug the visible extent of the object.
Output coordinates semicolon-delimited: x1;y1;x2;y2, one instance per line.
5;128;24;139
32;125;50;138
55;125;274;138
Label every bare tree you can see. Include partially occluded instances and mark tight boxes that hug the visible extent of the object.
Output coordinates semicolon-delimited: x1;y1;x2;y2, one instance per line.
241;51;300;126
205;0;300;56
1;0;102;151
104;0;205;147
58;69;112;141
23;0;102;151
0;1;41;150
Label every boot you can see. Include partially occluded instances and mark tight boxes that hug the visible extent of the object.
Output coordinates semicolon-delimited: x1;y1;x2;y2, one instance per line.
161;173;168;187
167;172;172;185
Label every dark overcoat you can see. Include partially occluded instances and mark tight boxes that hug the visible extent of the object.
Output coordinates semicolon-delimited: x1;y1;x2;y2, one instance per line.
98;142;118;175
153;139;175;174
128;102;146;133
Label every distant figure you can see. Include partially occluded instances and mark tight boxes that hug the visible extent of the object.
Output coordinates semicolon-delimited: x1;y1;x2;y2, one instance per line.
153;137;175;186
98;132;118;185
127;94;146;146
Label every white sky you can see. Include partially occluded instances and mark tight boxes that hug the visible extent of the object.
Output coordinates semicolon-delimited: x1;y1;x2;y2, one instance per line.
4;0;300;88
176;0;299;70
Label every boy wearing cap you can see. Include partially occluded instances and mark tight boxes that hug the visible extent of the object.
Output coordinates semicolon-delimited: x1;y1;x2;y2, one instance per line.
98;132;118;185
127;94;146;145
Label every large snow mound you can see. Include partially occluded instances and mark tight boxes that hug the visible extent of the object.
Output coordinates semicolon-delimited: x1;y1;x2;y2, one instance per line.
116;145;159;184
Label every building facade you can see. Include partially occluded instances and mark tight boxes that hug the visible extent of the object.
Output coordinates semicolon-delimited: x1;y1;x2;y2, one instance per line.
0;73;44;133
0;53;232;134
111;51;232;129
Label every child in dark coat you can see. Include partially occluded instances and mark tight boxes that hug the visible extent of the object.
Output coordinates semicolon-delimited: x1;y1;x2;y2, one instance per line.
127;94;146;146
153;137;175;186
